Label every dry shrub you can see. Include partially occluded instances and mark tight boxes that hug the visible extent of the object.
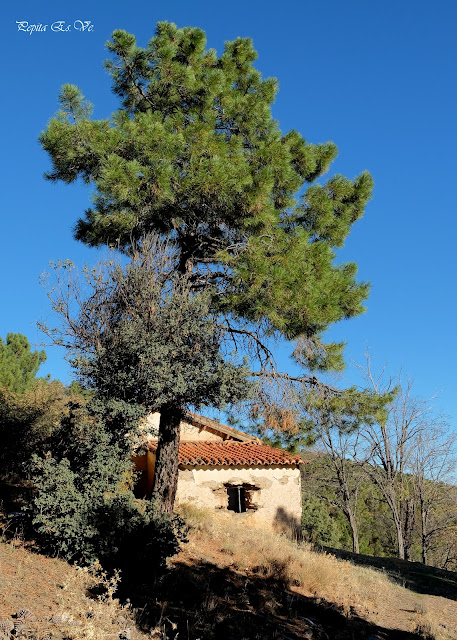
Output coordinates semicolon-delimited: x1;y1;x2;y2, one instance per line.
414;620;438;640
54;560;126;639
414;610;446;640
411;600;448;640
22;560;137;640
178;502;211;530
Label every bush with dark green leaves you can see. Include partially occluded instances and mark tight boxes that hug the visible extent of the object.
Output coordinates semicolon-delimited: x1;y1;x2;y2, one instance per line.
29;409;184;569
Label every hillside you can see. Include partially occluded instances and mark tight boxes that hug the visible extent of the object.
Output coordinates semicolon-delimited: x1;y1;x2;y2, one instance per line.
0;541;149;640
0;507;457;639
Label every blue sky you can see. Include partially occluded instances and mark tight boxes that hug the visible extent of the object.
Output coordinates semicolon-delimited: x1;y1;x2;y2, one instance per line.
2;1;456;425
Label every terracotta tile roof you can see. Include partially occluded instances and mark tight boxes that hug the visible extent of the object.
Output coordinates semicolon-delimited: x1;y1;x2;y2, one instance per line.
147;441;302;466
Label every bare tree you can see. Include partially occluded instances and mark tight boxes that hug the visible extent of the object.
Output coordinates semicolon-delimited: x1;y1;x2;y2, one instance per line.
298;379;393;554
433;524;457;571
309;418;363;553
357;355;437;560
410;425;457;565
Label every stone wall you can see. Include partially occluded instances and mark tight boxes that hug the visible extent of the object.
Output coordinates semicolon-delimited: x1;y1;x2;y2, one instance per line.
175;464;302;531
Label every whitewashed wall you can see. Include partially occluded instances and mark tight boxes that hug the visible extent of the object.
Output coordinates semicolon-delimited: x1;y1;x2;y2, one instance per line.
175;464;302;531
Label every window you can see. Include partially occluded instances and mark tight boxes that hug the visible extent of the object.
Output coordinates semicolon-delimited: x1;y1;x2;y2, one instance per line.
227;486;246;513
225;483;260;513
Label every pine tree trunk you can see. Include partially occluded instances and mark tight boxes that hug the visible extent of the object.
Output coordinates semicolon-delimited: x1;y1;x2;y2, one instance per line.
151;404;183;514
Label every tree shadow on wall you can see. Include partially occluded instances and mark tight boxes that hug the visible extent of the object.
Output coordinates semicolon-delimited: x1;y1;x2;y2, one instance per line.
274;506;302;539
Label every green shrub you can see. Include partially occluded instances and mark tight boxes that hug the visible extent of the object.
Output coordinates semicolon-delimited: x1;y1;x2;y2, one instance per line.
30;455;95;560
28;411;185;569
301;496;343;547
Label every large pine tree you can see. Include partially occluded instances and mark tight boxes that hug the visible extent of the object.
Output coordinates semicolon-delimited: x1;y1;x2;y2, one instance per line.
40;22;373;511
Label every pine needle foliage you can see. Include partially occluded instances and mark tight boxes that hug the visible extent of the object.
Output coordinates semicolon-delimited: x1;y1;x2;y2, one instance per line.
40;22;376;510
40;21;373;349
0;333;47;393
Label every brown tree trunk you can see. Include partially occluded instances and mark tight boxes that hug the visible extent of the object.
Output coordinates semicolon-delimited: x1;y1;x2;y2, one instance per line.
151;404;183;514
393;512;405;560
420;493;428;565
403;498;415;562
151;257;190;514
347;510;360;554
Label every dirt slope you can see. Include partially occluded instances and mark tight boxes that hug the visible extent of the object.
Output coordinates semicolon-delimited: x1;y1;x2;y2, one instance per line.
1;508;457;640
0;541;147;640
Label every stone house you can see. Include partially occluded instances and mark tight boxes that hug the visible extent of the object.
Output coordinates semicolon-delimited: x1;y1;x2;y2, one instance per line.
134;412;303;530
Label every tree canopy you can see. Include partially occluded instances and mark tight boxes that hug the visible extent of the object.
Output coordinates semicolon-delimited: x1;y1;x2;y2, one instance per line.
41;244;250;427
40;21;372;354
40;242;251;511
0;333;47;393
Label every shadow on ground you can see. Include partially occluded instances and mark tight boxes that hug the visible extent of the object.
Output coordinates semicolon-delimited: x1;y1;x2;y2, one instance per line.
325;547;457;601
1;480;452;638
117;557;425;640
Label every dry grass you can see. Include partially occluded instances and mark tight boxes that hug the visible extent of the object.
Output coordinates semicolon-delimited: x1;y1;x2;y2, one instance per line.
180;503;395;607
178;503;455;639
0;542;150;640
